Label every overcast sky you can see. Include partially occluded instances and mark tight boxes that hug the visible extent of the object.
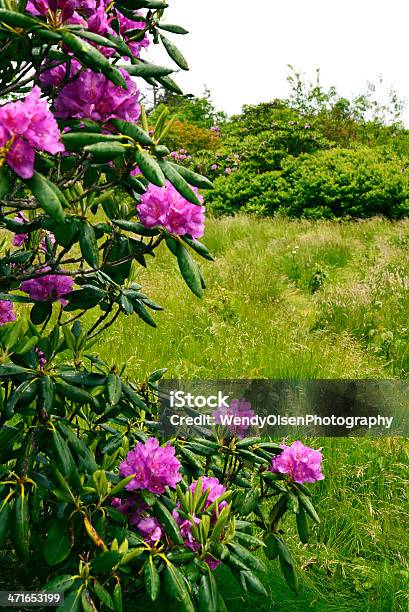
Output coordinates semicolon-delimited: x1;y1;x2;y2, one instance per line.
147;0;409;123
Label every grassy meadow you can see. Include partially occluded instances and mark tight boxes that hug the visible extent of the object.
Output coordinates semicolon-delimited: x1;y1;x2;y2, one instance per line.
89;216;409;612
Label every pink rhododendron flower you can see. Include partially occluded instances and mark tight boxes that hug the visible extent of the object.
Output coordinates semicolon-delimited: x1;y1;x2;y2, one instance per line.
270;441;324;484
111;497;163;544
21;273;74;304
35;347;47;369
0;87;64;178
40;59;81;89
55;69;141;123
137;181;205;239
0;301;16;325
213;399;255;439
119;437;182;494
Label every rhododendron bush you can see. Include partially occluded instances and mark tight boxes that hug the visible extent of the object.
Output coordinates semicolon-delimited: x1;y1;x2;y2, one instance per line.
0;2;324;609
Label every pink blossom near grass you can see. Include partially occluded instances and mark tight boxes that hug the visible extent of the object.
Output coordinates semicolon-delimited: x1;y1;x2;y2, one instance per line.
21;274;74;304
213;399;255;439
55;68;141;123
137;181;205;239
270;440;324;484
119;437;182;494
0;87;64;178
0;301;16;325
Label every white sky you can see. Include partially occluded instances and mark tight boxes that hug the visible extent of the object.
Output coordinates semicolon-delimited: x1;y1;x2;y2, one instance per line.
147;0;409;123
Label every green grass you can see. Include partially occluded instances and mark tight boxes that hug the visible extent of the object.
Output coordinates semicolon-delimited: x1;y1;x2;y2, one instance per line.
91;215;409;379
87;216;409;611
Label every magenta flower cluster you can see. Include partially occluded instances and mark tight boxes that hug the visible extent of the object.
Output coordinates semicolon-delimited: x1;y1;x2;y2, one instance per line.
270;440;324;484
21;273;74;304
119;437;182;494
213;399;255;439
0;87;64;178
0;301;16;325
55;69;141;123
137;181;205;239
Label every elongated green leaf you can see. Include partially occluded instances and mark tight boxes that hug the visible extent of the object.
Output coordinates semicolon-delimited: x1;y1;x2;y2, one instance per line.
123;62;173;78
92;550;121;573
145;557;160;602
56;587;82;612
45;520;72;566
155;74;183;95
164;564;195;612
26;172;65;222
110;119;154;146
198;573;218;612
166;238;202;297
84;142;127;161
170;163;214;190
158;23;189;35
93;581;114;610
160;34;189;70
106;373;122;405
12;492;30;561
43;574;76;594
0;166;9;200
135;150;165;187
279;556;298;594
62;132;122;150
79;222;99;268
158;160;202;205
0;8;41;28
113;219;159;236
60;31;127;88
297;490;320;524
0;503;11;548
154;500;183;545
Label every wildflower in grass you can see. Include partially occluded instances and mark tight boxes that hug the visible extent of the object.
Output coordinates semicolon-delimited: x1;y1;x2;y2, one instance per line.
119;437;182;494
21;273;73;304
137;181;205;239
0;301;16;325
270;440;324;484
213;399;255;439
55;69;141;123
0;87;64;178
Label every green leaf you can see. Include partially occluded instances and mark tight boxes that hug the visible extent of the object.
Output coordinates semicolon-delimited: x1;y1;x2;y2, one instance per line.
155;74;183;95
12;491;30;561
57;587;83;612
0;8;41;28
79;223;99;269
60;31;127;88
113;583;122;612
263;533;279;560
269;494;289;526
158;160;202;205
110;119;154;146
135;150;165;187
240;571;268;596
44;520;72;566
297;490;320;524
0;363;28;376
160;34;189;70
93;581;114;610
167;239;202;297
26;172;65;222
237;489;259;517
0;502;11;548
158;23;189;35
170;163;214;189
106;373;122;405
296;503;309;543
153;499;183;545
51;429;81;487
43;575;76;593
228;542;266;573
0;293;32;303
109;474;135;497
164;564;195;612
0;166;9;199
92;550;121;573
84;142;127;161
62;132;122;150
279;556;298;594
112;219;159;237
123;62;173;79
182;236;214;261
81;589;96;612
30;301;52;325
198;573;218;612
144;557;160;602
